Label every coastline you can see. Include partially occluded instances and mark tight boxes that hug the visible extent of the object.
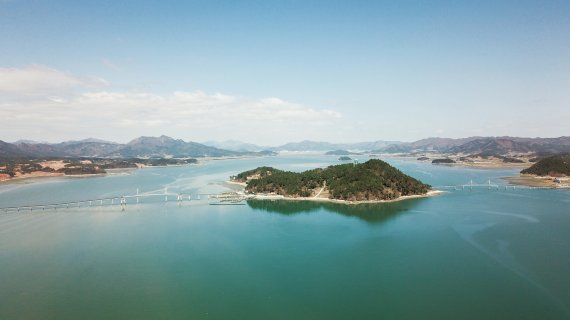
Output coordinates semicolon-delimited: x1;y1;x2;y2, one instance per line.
454;162;531;169
0;168;133;184
0;163;197;184
226;180;247;187
379;154;533;169
0;172;65;183
502;175;570;188
450;159;532;169
246;190;445;205
0;172;109;184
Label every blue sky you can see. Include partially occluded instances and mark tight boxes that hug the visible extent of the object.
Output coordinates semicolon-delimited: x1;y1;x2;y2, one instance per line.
1;0;569;144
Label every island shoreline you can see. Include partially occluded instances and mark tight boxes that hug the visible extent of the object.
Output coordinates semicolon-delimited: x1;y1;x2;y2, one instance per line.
502;175;570;188
232;184;445;205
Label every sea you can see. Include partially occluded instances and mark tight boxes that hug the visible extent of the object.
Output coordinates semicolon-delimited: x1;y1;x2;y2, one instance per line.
0;155;569;319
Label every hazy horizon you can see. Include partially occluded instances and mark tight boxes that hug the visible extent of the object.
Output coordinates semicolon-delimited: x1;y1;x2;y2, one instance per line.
6;134;570;147
1;0;569;145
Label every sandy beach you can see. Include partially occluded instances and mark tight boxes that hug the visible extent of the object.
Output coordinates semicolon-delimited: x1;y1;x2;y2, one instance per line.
457;161;531;169
0;171;65;182
387;153;534;169
245;189;445;205
503;175;570;188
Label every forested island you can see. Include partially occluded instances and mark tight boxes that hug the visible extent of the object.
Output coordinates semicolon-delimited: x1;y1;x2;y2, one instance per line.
232;159;433;202
325;150;360;156
502;154;570;188
521;154;570;176
432;158;456;164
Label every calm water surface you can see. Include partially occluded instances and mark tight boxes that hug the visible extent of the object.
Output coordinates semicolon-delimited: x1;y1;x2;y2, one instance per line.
0;155;569;319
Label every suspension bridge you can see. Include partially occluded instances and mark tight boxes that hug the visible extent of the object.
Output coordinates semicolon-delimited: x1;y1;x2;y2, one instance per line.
432;179;552;191
0;187;248;213
0;180;558;214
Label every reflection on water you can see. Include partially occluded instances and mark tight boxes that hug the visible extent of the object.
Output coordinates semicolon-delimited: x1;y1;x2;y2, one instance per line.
246;198;424;223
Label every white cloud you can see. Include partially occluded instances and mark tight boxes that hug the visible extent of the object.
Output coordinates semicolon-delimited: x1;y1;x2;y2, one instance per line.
68;90;342;143
101;58;121;72
0;65;107;95
47;96;68;103
0;66;343;144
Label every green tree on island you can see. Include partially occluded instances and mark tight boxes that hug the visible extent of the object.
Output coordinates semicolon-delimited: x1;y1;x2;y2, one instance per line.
235;159;430;201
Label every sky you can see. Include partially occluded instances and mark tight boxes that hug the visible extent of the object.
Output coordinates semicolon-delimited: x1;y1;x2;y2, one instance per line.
1;0;569;145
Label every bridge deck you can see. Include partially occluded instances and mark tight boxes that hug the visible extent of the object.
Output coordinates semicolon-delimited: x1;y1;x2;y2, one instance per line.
0;182;556;213
0;191;248;213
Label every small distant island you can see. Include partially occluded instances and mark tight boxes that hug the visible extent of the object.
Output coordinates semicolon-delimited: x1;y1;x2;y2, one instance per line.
325;149;361;156
432;158;456;164
338;156;352;161
231;159;438;204
504;154;570;188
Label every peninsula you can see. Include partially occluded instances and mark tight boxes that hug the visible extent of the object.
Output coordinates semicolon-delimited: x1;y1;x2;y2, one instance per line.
503;154;570;188
0;158;197;182
232;159;436;204
520;154;570;176
504;154;570;188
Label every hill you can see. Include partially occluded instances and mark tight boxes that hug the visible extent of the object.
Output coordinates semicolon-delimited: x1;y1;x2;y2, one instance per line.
520;154;570;176
447;137;536;155
14;140;123;158
274;140;346;152
201;140;269;152
12;142;63;157
5;135;570;159
0;136;252;159
325;150;360;156
234;159;430;201
0;140;31;159
273;140;398;152
273;137;570;155
377;137;481;153
113;135;239;158
432;158;456;164
377;136;570;155
54;141;123;157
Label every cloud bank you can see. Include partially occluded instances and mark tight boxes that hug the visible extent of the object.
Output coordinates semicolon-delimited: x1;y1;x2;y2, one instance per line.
0;65;342;144
0;65;107;95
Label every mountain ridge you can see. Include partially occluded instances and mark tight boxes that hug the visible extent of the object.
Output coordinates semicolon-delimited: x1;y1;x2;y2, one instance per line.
1;135;247;159
272;140;399;152
3;136;570;159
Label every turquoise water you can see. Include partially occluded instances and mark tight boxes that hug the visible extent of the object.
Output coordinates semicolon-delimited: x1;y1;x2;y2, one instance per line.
0;156;569;319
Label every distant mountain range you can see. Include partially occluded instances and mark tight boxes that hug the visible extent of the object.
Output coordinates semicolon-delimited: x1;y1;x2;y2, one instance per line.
201;140;270;152
375;136;570;155
270;140;399;152
0;140;29;158
377;137;481;153
2;136;570;160
446;137;570;155
112;136;244;158
242;137;570;154
201;140;399;152
0;136;260;159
